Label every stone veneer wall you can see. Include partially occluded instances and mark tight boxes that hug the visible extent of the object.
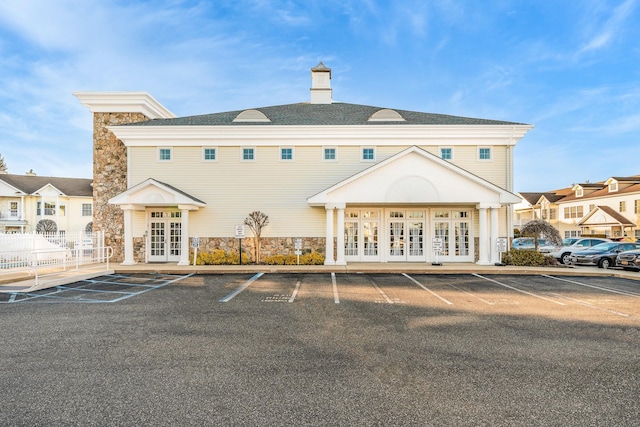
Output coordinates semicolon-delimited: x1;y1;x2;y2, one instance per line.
132;236;327;264
93;112;148;263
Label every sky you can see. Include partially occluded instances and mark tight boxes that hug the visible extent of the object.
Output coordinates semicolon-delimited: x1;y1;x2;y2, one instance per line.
0;0;639;192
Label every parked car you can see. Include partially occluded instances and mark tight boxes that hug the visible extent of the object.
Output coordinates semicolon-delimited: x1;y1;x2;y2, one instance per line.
512;237;556;251
544;237;611;265
569;242;640;268
616;249;640;271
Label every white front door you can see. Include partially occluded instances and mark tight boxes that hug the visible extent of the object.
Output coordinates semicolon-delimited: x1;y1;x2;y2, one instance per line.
344;210;380;262
387;210;426;262
431;210;473;262
148;211;182;262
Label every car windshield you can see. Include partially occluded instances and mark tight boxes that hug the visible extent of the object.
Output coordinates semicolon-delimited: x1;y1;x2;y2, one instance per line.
588;242;618;251
563;238;579;246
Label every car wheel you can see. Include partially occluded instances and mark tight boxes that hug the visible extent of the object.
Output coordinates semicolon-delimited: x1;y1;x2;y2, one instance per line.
599;258;611;269
561;253;572;265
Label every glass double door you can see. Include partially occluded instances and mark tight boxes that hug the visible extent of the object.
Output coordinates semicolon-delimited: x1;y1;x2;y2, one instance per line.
388;211;426;262
432;210;472;262
148;211;182;262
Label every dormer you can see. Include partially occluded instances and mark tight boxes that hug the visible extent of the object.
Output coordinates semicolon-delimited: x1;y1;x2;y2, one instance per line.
233;109;271;123
310;62;332;104
368;109;406;122
605;177;618;193
572;184;584;198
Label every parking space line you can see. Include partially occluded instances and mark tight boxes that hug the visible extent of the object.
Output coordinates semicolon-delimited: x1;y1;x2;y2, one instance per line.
219;272;264;302
402;274;452;305
104;273;195;303
550;292;631;318
332;273;340;304
289;280;301;303
542;274;640;298
368;277;393;304
473;274;565;305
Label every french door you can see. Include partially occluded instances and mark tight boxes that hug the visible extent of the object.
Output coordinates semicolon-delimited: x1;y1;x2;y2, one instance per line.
148;211;182;262
387;210;426;262
431;210;472;262
344;210;380;262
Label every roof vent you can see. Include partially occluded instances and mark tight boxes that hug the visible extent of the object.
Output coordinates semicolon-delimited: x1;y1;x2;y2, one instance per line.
26;169;36;176
233;109;271;122
310;62;332;104
368;109;406;122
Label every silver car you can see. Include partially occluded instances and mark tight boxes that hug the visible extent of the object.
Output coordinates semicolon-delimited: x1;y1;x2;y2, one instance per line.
545;237;611;265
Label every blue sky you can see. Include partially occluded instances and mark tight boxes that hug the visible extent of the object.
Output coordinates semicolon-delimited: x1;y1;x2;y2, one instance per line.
0;0;638;192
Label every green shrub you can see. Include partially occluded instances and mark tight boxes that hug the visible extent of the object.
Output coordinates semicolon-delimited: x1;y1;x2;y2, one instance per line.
501;250;557;267
300;251;325;265
193;249;250;265
262;251;325;265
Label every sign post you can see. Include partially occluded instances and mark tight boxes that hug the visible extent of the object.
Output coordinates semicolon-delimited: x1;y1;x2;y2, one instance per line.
432;237;443;266
235;225;245;265
294;238;302;265
192;236;200;266
496;237;507;266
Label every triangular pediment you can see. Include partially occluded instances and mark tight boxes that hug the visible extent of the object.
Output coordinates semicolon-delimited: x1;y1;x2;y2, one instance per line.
577;205;634;226
308;146;520;205
109;178;206;209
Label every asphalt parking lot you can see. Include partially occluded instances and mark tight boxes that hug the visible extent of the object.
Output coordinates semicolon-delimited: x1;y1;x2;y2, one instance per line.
1;272;639;426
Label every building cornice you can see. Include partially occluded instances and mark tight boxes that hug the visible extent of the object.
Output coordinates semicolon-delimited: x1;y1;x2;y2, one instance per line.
74;92;176;119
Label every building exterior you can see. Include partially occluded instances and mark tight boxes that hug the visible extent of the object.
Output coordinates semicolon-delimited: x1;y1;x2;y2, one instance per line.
514;175;640;240
75;63;533;266
0;171;93;234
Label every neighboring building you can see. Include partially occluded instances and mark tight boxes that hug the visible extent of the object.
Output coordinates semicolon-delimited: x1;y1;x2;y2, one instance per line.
514;175;640;240
75;63;533;266
0;171;93;234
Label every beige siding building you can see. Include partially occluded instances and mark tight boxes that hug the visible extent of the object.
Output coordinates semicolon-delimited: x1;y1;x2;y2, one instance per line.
76;63;533;265
0;171;93;234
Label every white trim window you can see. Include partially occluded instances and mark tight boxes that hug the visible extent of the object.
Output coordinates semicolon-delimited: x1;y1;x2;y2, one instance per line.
241;147;256;161
280;147;294;161
478;147;492;161
440;147;453;160
158;147;172;161
82;203;92;217
323;147;337;161
203;147;217;161
361;147;375;162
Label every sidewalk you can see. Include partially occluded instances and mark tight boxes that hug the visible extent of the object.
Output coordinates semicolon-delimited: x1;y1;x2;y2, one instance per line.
2;261;639;294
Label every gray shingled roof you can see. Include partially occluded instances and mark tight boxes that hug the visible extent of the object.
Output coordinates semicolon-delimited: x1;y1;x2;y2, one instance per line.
0;173;93;197
125;102;527;127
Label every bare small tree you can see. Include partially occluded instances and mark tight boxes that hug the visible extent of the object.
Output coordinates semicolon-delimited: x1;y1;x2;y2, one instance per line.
0;153;7;172
519;219;562;251
244;211;269;263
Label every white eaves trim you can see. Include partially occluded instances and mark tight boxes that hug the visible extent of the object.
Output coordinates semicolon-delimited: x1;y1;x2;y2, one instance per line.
74;92;176;119
108;124;533;147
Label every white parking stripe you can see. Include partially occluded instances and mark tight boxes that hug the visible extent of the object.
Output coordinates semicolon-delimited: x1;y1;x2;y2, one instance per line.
219;272;264;302
550;292;631;318
473;274;565;305
331;273;340;304
402;274;453;305
289;280;301;303
542;274;640;298
446;283;494;305
368;277;393;304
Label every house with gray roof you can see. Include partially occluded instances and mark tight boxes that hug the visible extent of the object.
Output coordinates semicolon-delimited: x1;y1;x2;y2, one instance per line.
0;171;93;233
76;63;533;265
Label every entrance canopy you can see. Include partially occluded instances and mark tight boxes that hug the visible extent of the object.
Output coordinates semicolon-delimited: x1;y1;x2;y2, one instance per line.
109;178;206;209
308;146;520;206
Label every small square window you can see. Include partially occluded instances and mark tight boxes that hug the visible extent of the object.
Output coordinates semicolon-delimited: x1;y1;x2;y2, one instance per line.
280;147;293;161
440;147;452;160
203;147;217;161
478;147;491;160
362;147;375;161
323;147;337;161
159;148;172;161
242;147;255;161
82;203;92;216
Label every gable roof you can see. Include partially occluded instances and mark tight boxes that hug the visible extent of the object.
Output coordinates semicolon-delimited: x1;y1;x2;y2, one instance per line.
308;146;520;206
109;178;206;207
0;173;92;197
577;205;635;227
123;102;528;127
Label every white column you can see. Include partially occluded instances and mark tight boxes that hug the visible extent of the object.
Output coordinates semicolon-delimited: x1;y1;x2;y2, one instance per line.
476;205;490;265
335;204;346;266
490;207;499;264
324;205;335;265
178;208;190;265
121;207;136;265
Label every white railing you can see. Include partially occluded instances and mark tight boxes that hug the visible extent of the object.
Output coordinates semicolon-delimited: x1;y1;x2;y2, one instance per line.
0;231;112;286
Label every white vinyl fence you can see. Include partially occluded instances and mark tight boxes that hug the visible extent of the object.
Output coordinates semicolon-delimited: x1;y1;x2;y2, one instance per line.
0;231;112;285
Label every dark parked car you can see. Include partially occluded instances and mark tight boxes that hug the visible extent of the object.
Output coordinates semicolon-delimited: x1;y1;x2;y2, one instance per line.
570;242;640;268
616;248;640;271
